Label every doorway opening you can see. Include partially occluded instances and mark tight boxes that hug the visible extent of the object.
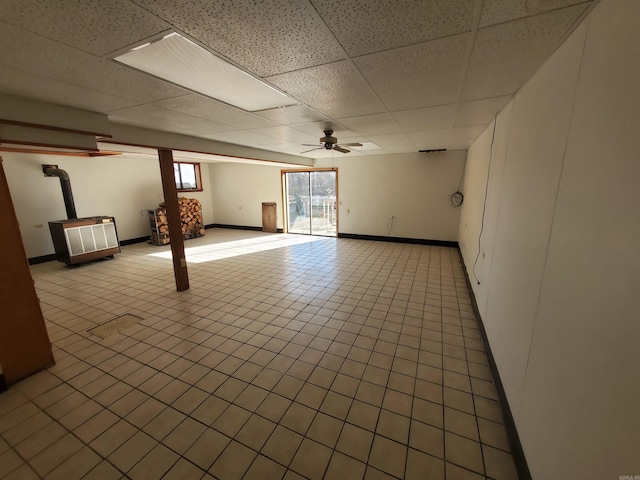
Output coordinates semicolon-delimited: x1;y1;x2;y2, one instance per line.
283;169;337;237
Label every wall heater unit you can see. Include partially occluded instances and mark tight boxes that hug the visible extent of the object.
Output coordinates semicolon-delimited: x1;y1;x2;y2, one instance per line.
48;216;120;266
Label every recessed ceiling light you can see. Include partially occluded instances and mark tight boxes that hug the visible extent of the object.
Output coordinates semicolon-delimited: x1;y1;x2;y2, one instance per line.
114;32;297;112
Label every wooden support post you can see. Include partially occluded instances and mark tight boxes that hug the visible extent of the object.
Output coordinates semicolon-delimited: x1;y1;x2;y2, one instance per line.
0;157;54;384
158;149;189;291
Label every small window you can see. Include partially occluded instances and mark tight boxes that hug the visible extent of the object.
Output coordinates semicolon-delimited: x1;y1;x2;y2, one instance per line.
173;162;202;191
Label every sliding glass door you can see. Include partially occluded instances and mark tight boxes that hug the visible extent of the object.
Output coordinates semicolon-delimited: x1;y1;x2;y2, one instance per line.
284;170;337;237
285;172;311;234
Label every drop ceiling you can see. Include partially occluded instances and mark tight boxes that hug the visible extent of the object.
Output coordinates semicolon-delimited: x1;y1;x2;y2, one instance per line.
0;0;595;159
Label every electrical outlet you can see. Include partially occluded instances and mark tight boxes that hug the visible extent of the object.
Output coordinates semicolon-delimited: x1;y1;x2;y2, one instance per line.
482;251;486;259
347;208;351;214
34;224;43;229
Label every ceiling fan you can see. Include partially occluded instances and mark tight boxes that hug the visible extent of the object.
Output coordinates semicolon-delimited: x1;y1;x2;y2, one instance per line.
301;129;362;154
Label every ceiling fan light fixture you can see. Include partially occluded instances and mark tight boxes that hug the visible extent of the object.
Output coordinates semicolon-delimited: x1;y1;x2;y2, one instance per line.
113;32;298;112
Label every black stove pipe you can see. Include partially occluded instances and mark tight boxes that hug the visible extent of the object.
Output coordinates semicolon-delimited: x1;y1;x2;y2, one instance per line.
43;166;77;219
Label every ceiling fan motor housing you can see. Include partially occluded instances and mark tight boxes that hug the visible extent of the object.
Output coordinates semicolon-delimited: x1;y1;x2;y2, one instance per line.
321;130;337;149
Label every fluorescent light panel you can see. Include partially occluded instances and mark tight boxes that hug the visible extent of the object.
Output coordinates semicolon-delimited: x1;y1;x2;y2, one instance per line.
114;33;297;112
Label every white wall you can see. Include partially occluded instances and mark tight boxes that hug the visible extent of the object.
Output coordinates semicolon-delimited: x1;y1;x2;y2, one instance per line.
209;162;284;229
317;151;466;241
209;152;465;241
3;152;213;258
458;0;640;478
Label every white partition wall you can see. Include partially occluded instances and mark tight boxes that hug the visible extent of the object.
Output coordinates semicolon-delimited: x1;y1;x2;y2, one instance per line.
458;0;640;478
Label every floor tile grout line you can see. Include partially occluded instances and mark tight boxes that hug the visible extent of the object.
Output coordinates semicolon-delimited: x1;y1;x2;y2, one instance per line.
454;247;492;480
1;382;133;480
4;231;515;480
81;341;497;470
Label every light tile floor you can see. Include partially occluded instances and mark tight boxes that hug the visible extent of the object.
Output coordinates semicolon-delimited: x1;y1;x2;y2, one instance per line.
0;229;519;480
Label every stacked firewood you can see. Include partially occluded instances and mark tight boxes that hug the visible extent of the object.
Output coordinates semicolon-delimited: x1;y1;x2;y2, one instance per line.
149;197;204;245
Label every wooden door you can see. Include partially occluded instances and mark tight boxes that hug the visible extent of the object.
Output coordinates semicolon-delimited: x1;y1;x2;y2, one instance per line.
262;202;277;233
0;157;54;384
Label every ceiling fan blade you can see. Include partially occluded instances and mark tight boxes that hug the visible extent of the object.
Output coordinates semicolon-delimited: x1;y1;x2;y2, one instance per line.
301;144;321;147
338;143;363;147
333;146;350;154
300;147;323;154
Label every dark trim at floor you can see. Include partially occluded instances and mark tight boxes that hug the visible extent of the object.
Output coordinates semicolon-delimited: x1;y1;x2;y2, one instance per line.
208;224;283;233
338;232;458;248
28;236;148;264
119;236;149;246
28;254;57;265
0;374;7;394
457;249;532;480
208;223;261;231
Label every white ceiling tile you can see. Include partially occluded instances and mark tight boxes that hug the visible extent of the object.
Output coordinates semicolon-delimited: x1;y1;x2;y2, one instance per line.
447;125;487;148
0;1;594;158
108;104;235;136
310;0;478;56
203;130;279;147
454;95;512;127
309;148;368;159
340;135;371;145
150;94;277;129
366;133;414;147
332;149;363;157
446;139;474;149
406;129;452;150
0;22;190;103
352;142;382;152
335;150;367;157
306;149;336;159
250;126;319;144
367;145;419;155
0;66;138;113
134;0;344;77
335;113;403;136
462;4;588;101
254;105;329;125
266;61;386;119
389;144;421;154
355;33;471;111
393;104;458;132
271;142;316;154
353;143;417;155
0;0;171;56
480;0;591;27
286;122;333;136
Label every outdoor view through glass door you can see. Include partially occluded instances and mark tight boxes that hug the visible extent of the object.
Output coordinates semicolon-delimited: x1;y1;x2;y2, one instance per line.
284;170;337;237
